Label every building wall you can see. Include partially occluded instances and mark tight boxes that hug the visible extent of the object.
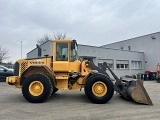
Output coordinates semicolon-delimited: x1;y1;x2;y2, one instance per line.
27;41;53;58
78;45;144;78
101;32;160;71
27;48;38;59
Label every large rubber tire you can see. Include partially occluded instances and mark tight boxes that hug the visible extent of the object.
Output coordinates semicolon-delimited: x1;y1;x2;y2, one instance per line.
22;73;53;103
85;74;114;104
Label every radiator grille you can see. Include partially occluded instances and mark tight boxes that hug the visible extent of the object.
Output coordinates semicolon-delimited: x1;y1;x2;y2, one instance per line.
20;62;27;75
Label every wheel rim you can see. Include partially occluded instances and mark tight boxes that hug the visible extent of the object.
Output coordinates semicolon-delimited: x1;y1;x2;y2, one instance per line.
92;81;107;97
29;81;44;96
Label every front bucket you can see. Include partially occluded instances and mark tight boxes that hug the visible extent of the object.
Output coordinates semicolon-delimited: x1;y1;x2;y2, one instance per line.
127;80;153;105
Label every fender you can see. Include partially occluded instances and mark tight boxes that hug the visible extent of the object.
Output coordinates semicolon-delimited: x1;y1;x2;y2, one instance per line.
86;61;110;79
83;70;110;85
20;65;56;86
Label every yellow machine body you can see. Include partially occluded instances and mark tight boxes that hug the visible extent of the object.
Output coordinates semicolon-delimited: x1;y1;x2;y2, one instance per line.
6;40;91;90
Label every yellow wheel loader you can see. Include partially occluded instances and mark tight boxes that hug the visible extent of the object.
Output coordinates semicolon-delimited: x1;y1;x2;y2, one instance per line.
6;40;153;105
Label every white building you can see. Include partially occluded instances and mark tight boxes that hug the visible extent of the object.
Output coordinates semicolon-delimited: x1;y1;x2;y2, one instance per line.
27;32;160;78
102;32;160;71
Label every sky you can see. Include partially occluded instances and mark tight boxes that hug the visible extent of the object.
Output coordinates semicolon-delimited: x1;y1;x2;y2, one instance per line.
0;0;160;63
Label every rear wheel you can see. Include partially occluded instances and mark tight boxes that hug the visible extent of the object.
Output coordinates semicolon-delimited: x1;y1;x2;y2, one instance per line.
85;74;114;104
22;73;53;103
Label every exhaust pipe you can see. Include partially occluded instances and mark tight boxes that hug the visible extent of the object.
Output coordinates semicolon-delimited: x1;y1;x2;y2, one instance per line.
36;44;42;57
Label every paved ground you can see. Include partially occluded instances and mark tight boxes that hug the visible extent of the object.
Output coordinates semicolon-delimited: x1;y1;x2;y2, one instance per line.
0;81;160;120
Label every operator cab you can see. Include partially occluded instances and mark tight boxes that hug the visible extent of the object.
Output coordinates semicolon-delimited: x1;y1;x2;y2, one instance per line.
53;40;81;72
55;40;79;62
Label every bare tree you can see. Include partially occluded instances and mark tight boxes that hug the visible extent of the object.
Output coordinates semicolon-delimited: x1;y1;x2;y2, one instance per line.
37;32;68;45
37;34;52;45
54;32;66;40
0;45;9;64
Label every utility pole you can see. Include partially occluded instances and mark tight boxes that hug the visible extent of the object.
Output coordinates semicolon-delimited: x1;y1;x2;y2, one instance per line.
20;41;22;59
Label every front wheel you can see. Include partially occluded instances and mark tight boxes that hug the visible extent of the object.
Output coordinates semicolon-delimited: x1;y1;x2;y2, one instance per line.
85;74;114;104
22;73;53;103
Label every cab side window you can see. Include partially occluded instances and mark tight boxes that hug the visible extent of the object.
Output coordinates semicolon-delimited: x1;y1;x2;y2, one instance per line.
56;43;68;61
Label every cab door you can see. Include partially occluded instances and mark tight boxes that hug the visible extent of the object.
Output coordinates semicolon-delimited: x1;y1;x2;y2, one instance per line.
53;42;69;72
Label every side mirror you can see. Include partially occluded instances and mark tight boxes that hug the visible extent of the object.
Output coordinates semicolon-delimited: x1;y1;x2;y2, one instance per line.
71;40;78;49
71;41;75;49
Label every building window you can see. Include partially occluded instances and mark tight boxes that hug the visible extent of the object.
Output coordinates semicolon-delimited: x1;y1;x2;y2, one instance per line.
116;60;129;69
131;61;142;69
98;59;114;70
